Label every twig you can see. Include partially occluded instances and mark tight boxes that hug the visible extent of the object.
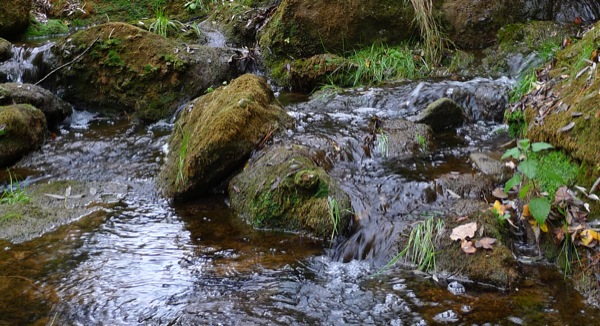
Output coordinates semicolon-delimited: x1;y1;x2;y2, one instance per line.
34;36;100;86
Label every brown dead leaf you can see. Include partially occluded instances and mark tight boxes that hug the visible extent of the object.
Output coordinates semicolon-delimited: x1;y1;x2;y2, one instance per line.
522;204;531;219
450;222;477;241
475;237;497;250
492;187;508;199
454;215;468;223
461;239;477;254
559;122;575;133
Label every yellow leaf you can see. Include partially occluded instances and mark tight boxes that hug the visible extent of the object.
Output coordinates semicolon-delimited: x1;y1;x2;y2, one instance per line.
580;229;596;246
491;200;505;216
540;222;548;233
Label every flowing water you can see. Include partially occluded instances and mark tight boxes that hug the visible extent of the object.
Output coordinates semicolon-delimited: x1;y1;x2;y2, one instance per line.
0;77;599;324
2;26;600;323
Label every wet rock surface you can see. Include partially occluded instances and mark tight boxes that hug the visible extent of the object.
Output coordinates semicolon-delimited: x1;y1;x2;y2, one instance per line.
0;38;11;61
0;180;127;243
415;97;467;131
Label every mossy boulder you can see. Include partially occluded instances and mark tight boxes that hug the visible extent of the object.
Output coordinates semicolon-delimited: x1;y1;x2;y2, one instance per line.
415;97;467;131
436;210;518;287
158;74;292;199
0;0;31;39
42;22;242;122
0;37;11;61
0;83;72;129
229;144;353;238
0;104;47;168
397;209;518;287
258;0;416;62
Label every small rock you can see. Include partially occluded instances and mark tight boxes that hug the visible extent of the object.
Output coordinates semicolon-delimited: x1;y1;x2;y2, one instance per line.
415;98;467;131
447;281;466;295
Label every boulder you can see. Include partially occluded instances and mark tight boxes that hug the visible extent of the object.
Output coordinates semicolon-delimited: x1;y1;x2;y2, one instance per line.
42;22;243;122
437;172;494;200
258;0;416;61
229;145;353;238
0;38;11;61
0;83;72;129
0;104;47;168
0;0;31;39
415;97;467;131
469;152;510;184
158;74;292;199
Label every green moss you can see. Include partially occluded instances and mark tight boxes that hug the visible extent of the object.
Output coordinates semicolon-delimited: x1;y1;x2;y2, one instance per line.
103;50;125;67
504;109;526;138
532;150;579;200
24;19;69;38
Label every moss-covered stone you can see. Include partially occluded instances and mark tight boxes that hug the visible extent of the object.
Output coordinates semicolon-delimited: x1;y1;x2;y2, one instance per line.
0;83;72;129
0;104;47;168
229;145;353;238
0;37;11;61
23;19;69;39
416;98;467;131
158;74;292;199
258;0;416;63
424;210;517;287
269;54;347;92
0;0;31;40
42;22;241;122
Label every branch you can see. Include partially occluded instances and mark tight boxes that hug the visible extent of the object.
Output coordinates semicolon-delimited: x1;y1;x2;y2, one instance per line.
34;36;100;86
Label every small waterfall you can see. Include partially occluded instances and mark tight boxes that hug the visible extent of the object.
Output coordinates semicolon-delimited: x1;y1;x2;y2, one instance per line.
0;42;54;84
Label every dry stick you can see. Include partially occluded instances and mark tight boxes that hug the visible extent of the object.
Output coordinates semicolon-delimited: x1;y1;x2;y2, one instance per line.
34;36;100;86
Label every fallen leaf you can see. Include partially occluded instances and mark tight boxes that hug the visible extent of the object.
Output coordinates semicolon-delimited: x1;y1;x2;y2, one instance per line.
588;194;600;201
461;239;477;254
492;187;508;199
559;122;575;133
450;222;477;241
490;200;506;216
454;215;468;223
522;204;531;219
475;237;497;249
580;229;599;246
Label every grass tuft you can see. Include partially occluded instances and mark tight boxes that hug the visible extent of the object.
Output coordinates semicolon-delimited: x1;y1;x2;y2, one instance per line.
0;171;29;205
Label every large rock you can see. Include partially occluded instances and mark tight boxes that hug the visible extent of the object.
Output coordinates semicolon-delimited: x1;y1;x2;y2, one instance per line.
0;104;47;168
0;0;31;39
258;0;416;61
0;37;11;61
0;83;72;129
229;145;353;238
43;22;243;122
158;74;292;199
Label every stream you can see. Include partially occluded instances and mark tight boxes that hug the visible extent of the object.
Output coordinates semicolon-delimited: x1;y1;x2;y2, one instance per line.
1;41;600;325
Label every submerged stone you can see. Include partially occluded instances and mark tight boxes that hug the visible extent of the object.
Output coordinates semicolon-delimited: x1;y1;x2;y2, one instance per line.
0;104;47;168
0;180;127;243
158;74;292;199
228;145;353;238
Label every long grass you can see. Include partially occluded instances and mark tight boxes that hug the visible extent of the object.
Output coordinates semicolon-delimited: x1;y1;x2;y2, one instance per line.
0;171;29;205
149;6;176;38
328;196;341;247
378;216;444;273
328;43;424;88
405;0;447;66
